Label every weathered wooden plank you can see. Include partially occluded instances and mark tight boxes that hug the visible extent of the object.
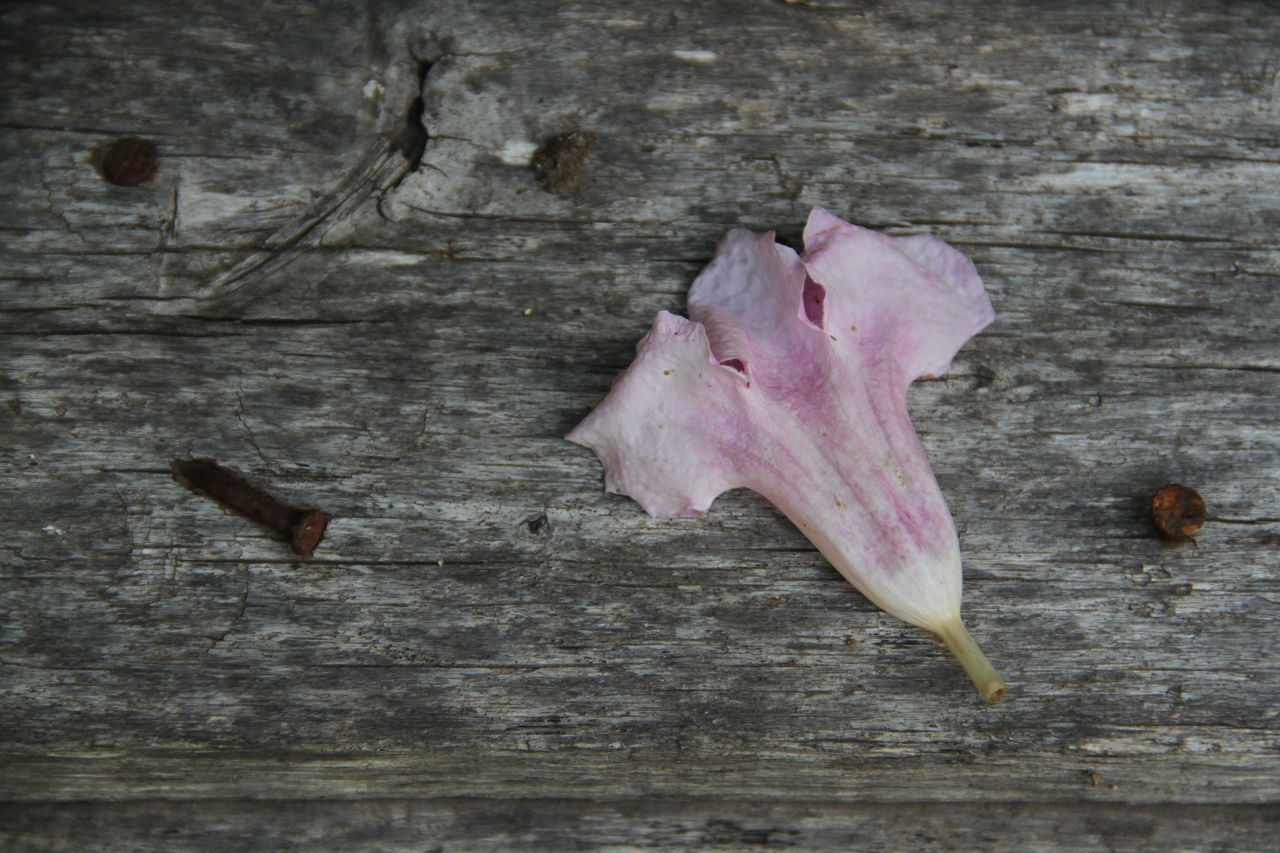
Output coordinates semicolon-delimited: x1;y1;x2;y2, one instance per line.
2;799;1278;852
1;1;1278;848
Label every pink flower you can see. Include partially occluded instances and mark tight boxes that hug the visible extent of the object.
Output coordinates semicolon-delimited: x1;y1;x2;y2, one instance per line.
568;208;1005;702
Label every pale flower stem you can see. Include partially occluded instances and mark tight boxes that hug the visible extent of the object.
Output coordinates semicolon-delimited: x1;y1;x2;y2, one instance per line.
936;618;1007;703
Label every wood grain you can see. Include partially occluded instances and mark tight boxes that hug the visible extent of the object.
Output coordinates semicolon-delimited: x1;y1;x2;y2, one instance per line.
2;0;1278;847
2;799;1277;852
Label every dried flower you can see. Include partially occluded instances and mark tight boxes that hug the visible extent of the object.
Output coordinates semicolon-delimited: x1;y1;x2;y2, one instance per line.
569;208;1005;702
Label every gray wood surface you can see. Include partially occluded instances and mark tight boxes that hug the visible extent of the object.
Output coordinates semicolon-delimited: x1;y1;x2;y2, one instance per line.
3;799;1279;852
2;0;1278;849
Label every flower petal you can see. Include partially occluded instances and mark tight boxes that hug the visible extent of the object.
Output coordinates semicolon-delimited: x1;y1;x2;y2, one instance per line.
567;209;1006;700
802;207;994;384
686;228;823;385
566;311;750;517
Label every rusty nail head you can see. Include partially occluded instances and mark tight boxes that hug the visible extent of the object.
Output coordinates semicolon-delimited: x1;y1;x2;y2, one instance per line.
172;458;329;556
1151;484;1205;542
96;137;158;186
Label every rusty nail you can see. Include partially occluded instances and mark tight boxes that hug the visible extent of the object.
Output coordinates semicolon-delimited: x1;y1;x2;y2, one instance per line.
96;137;158;186
1151;484;1205;543
172;458;329;556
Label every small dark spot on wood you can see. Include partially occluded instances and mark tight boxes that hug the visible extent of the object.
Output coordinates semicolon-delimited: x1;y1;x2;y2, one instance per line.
94;137;157;186
532;131;595;194
523;511;550;536
970;364;997;392
703;819;786;846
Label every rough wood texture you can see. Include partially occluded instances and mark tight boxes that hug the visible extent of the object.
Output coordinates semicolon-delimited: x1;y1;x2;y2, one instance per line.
3;799;1278;852
2;0;1278;848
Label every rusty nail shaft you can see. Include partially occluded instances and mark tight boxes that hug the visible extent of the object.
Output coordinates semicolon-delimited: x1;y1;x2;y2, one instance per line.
172;458;329;556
